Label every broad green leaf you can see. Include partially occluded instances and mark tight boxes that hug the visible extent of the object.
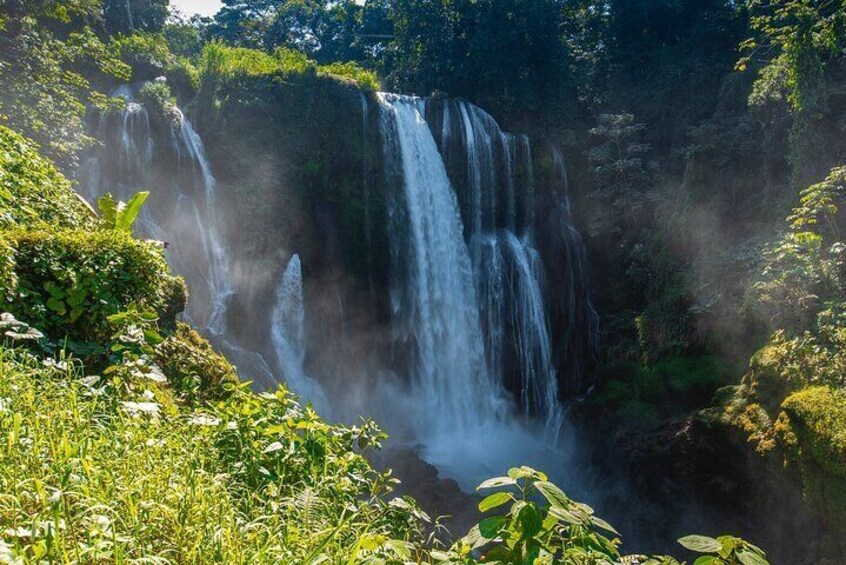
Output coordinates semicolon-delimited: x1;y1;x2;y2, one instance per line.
46;297;66;315
693;557;718;565
116;191;149;231
507;466;547;481
534;480;570;508
479;491;513;513
97;194;118;227
591;516;621;536
478;516;506;538
678;535;722;553
477;476;516;490
737;549;769;565
516;503;543;538
549;505;587;525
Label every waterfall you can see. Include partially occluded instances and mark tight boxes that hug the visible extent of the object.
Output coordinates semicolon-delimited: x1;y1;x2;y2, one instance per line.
173;111;234;335
501;232;563;438
550;147;600;394
378;93;508;436
271;254;328;412
81;88;233;333
422;98;566;432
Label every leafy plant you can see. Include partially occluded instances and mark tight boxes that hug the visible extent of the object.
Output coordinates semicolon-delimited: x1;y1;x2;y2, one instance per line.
96;191;151;233
678;534;768;565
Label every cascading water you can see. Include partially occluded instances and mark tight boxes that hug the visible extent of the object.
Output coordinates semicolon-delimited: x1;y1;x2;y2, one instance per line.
378;93;573;486
271;254;329;412
81;87;233;333
83;81;595;490
429;98;565;434
378;93;507;436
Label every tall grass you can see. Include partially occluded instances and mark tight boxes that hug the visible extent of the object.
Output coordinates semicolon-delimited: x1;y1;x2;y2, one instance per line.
0;347;424;563
199;41;380;91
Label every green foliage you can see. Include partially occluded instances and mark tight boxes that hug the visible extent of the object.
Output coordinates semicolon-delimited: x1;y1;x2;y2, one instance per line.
0;125;95;229
153;322;240;402
781;385;846;477
0;1;131;165
755;166;846;328
199;41;377;85
111;31;173;71
319;60;380;90
678;534;768;565
740;0;846;111
104;0;170;34
425;466;767;565
595;356;729;430
587;113;650;212
2;228;183;349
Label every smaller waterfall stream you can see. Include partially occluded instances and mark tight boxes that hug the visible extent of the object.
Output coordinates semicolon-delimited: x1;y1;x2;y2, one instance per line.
271;255;329;412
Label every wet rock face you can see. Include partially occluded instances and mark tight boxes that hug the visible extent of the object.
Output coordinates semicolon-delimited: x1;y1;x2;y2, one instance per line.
368;446;480;540
611;415;819;564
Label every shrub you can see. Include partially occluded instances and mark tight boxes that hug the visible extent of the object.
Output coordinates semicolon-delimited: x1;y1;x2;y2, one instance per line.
136;80;178;119
164;57;201;100
0;125;94;229
2;228;184;348
153;322;239;401
0;346;426;563
319;61;381;91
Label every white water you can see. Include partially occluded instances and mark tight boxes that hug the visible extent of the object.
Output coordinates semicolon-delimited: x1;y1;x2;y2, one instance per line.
271;254;329;412
83;85;591;490
174;112;234;335
379;93;507;435
379;93;571;488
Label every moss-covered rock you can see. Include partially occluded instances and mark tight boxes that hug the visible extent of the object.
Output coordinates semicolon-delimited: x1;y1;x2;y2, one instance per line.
0;125;94;229
3;228;184;346
778;386;846;559
781;386;846;478
153;322;239;400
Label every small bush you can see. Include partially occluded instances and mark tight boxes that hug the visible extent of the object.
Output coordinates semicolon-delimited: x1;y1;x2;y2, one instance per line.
136;80;177;118
319;61;380;91
3;228;184;347
164;57;201;100
153;322;239;401
111;32;174;78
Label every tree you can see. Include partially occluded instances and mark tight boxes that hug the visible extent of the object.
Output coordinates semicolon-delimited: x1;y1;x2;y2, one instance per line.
103;0;170;34
741;0;846;112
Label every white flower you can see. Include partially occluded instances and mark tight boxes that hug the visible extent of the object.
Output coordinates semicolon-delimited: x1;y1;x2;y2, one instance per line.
43;358;69;371
188;414;220;427
120;401;160;416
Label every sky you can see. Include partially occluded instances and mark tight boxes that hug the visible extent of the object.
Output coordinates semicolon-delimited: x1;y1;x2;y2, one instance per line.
170;0;222;17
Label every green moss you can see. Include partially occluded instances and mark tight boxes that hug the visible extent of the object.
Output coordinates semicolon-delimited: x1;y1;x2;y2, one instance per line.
0;125;94;229
153;322;239;401
781;386;846;478
778;386;846;557
2;228;183;346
